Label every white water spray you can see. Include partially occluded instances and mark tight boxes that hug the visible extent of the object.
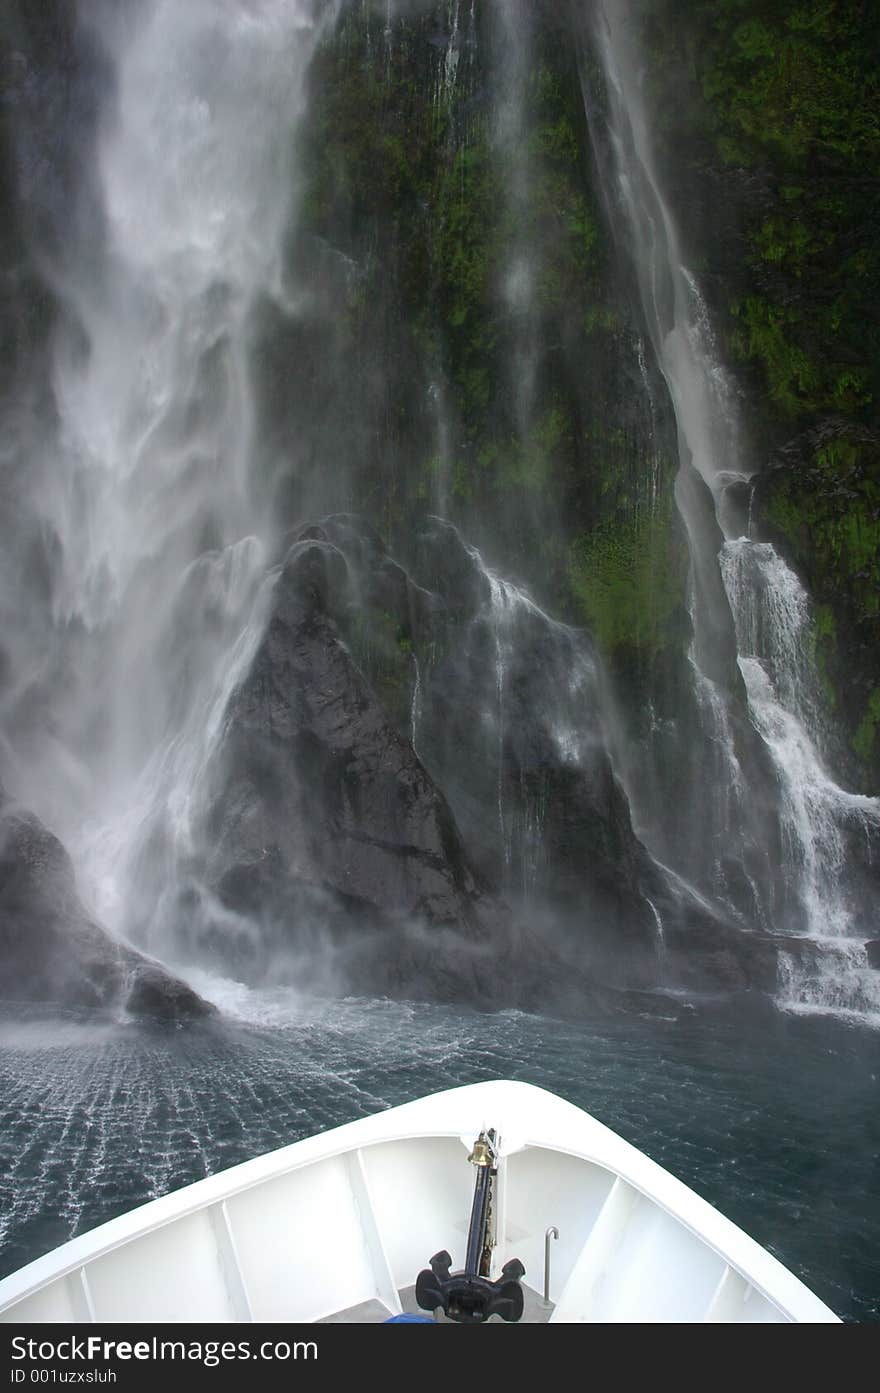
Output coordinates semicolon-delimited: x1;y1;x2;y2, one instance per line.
5;0;339;944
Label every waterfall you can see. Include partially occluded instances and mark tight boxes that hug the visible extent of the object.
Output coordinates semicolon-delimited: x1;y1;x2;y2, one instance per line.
410;653;422;757
721;541;880;1016
585;0;880;1019
459;540;603;901
487;574;513;874
425;2;477;517
491;0;539;440
1;0;339;944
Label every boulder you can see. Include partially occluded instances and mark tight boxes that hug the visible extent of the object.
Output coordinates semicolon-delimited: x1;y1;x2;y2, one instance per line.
0;790;214;1022
185;513;787;1004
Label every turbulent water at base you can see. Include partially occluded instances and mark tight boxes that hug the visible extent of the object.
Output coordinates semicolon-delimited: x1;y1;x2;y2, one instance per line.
588;0;880;1020
1;996;878;1322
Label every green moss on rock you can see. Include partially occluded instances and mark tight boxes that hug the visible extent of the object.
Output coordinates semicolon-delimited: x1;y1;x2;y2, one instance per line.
567;508;687;657
641;0;880;787
853;688;880;767
763;436;880;626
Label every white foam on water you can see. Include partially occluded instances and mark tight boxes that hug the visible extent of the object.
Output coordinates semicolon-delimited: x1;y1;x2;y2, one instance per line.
180;968;311;1028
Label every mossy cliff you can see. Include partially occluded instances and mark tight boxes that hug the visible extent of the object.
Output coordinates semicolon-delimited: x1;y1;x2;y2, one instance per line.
254;0;689;713
638;0;880;787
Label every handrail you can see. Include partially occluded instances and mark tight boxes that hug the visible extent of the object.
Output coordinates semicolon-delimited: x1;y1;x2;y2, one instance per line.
544;1225;559;1304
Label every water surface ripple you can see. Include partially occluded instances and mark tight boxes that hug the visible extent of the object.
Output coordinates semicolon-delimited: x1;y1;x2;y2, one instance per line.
1;993;878;1323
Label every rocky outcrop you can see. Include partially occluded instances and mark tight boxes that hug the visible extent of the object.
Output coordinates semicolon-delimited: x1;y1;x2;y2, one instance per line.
410;516;663;963
0;788;214;1022
181;513;777;1004
0;504;792;1015
191;527;499;992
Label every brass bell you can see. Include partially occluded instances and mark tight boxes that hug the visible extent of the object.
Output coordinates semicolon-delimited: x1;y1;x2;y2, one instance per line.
468;1131;494;1167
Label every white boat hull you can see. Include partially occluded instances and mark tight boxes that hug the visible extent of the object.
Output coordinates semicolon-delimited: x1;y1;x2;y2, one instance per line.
0;1080;839;1323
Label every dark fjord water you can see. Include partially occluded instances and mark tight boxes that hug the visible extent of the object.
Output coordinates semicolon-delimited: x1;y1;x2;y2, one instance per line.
1;992;878;1323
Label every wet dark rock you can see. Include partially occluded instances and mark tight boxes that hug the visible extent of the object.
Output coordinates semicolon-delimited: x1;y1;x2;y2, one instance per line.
199;527;494;991
0;790;214;1022
662;911;779;995
194;514;766;1002
410;517;668;975
0;499;786;1013
866;939;880;971
411;516;492;617
674;463;743;696
124;964;216;1024
717;475;754;540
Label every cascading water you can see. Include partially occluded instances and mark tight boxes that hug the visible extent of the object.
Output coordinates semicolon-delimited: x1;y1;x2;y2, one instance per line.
582;2;776;928
585;0;880;1020
721;540;880;1020
453;539;611;908
491;0;538;440
425;2;478;517
2;0;338;949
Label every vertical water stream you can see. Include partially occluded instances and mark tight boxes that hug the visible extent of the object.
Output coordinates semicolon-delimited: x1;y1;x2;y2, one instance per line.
2;0;339;946
585;0;880;1018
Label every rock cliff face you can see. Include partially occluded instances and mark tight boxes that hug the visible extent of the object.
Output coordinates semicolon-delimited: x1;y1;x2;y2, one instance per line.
194;529;491;983
171;512;780;1007
0;787;214;1023
267;0;690;683
637;0;880;790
